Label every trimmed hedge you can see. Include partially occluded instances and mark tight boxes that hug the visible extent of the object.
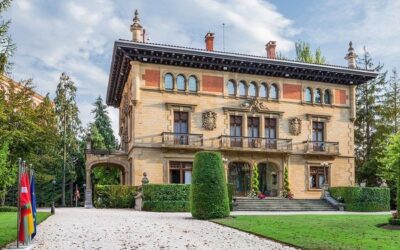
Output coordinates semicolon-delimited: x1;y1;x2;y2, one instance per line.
227;183;234;211
94;185;138;208
190;151;230;219
0;206;17;212
142;184;190;212
329;186;390;212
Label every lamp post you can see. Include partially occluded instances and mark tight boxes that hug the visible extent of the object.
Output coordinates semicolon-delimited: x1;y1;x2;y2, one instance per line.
51;179;56;214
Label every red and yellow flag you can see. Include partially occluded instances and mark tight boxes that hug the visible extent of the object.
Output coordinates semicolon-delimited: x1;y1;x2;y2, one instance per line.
18;173;34;243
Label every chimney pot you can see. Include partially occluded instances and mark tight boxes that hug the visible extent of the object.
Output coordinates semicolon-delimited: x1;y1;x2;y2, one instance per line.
205;32;215;51
266;41;277;59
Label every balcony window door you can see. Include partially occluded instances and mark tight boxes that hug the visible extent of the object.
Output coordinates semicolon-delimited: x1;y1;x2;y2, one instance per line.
230;115;242;147
170;161;192;184
247;117;260;148
265;118;277;149
174;111;189;145
312;121;324;151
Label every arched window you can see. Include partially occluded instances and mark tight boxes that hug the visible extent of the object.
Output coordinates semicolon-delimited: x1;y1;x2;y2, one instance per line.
177;74;185;91
164;73;173;90
227;80;236;96
249;82;257;97
239;81;247;97
188;76;197;92
270;84;278;99
314;88;322;103
324;89;331;104
259;83;268;98
305;87;312;103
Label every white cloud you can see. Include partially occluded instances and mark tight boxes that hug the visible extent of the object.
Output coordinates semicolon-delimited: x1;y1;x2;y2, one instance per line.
6;0;297;137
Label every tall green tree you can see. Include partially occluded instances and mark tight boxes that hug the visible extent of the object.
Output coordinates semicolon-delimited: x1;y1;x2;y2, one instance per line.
91;96;116;150
54;72;81;206
0;0;15;74
380;68;400;135
355;48;386;185
295;41;326;64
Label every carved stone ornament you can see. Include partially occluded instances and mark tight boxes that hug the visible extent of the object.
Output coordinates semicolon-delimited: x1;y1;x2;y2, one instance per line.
289;117;302;136
202;111;217;130
241;99;269;113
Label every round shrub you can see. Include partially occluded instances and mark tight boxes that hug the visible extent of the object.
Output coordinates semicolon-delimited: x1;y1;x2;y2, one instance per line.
190;151;230;219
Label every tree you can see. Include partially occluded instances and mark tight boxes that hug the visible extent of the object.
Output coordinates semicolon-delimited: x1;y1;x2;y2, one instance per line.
295;41;326;64
0;0;15;74
355;47;386;185
54;72;81;206
380;68;400;135
91;96;116;150
190;151;229;219
249;164;259;197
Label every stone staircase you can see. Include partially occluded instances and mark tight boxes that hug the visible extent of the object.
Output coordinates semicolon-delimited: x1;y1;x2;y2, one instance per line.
233;197;337;211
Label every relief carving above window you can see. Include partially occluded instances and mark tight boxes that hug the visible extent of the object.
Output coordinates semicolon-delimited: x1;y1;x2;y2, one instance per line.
289;117;302;136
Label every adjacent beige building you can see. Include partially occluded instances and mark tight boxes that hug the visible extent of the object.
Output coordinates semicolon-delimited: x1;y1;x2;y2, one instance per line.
85;11;377;207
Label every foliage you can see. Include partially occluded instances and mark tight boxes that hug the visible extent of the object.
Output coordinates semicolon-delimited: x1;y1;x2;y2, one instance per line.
227;183;234;211
190;151;229;219
91;96;117;150
94;185;137;208
295;41;326;64
0;0;15;74
282;167;291;198
380;68;400;135
329;186;390;212
248;164;259;198
0;206;16;212
0;211;50;247
142;184;190;212
355;48;386;186
54;72;82;206
0;139;11;206
214;215;400;250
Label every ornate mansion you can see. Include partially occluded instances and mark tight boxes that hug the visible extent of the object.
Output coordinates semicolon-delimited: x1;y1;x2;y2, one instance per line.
84;11;377;206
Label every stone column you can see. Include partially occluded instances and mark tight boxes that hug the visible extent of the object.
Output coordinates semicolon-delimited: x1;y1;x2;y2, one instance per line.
84;167;93;208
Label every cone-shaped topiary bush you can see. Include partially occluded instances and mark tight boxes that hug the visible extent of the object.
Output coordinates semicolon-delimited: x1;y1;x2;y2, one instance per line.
190;151;230;219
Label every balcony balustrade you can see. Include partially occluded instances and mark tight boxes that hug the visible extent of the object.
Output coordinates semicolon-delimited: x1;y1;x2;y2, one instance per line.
303;141;339;155
219;136;292;152
161;132;203;147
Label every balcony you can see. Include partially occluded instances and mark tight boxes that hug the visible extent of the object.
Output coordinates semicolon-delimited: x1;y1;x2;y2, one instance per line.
161;132;203;149
219;136;292;153
303;141;339;156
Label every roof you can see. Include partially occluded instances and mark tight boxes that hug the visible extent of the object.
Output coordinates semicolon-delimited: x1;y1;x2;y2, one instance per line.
106;39;378;107
0;74;47;103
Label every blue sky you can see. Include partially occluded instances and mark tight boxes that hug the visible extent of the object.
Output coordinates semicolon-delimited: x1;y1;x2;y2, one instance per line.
5;0;400;135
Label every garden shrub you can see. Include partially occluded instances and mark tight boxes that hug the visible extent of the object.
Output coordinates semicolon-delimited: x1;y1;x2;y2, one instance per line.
0;206;17;212
142;184;190;212
329;186;390;212
190;151;230;219
227;183;234;211
94;185;137;208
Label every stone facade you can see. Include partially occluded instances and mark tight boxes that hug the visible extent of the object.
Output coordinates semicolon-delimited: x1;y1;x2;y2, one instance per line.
114;62;357;199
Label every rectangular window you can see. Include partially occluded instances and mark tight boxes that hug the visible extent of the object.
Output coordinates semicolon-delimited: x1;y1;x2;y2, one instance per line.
309;166;329;189
247;117;260;148
174;111;189;145
170;161;193;184
312;121;324;151
230;115;242;147
265;118;277;149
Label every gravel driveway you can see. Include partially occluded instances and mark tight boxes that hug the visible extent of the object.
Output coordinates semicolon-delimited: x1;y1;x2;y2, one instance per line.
32;208;294;250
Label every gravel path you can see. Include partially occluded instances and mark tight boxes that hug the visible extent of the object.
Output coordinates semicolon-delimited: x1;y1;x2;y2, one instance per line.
32;208;295;250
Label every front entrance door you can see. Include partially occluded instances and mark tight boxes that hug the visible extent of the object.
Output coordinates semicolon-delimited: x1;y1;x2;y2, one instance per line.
228;162;251;197
258;162;279;197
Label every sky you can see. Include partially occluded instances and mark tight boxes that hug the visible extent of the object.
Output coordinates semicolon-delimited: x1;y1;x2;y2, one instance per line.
5;0;400;137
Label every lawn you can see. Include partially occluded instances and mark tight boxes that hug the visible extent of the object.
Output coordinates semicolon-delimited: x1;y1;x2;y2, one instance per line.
0;211;51;247
214;215;400;250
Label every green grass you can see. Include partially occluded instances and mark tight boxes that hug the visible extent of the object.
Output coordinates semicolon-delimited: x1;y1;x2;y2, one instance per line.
214;215;400;250
0;211;51;247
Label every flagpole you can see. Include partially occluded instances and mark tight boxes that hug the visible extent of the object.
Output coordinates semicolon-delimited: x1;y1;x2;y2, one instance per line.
16;158;22;248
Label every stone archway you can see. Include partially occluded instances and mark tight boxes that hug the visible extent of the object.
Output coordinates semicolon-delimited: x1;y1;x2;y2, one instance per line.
84;150;128;208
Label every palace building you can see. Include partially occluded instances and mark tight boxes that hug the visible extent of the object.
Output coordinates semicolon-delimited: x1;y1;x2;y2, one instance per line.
84;11;377;207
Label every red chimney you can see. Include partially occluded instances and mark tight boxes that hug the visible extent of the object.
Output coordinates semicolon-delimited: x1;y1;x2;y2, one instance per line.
205;32;215;51
266;41;277;59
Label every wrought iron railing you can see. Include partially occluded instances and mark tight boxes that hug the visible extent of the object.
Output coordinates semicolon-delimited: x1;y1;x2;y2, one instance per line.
219;136;292;151
161;132;204;147
304;141;339;154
